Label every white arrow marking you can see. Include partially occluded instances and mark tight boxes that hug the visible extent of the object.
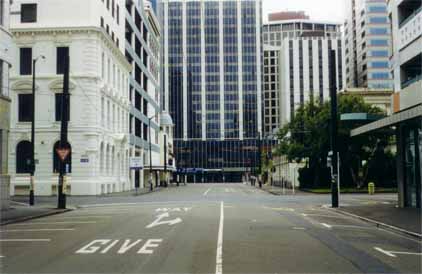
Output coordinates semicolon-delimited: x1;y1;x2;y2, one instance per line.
374;247;422;257
374;247;397;257
146;213;182;229
321;223;332;229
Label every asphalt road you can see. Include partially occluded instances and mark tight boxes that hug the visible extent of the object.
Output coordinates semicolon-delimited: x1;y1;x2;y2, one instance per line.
1;183;421;274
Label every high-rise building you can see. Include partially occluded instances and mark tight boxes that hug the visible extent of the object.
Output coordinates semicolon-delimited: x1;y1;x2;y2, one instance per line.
8;0;132;195
344;0;393;90
0;0;13;209
125;0;163;189
160;0;262;182
351;0;421;208
263;19;345;128
268;11;309;22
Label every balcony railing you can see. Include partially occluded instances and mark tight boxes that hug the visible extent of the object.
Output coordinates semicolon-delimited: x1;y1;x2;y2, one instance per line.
399;6;422;28
401;74;422;89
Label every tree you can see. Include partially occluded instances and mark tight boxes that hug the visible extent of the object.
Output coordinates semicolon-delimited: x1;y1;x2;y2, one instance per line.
277;94;394;188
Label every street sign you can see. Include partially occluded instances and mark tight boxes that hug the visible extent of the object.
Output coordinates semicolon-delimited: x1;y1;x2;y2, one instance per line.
130;157;143;170
56;148;70;162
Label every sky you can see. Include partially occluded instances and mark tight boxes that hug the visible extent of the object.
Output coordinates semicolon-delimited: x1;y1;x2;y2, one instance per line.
262;0;347;24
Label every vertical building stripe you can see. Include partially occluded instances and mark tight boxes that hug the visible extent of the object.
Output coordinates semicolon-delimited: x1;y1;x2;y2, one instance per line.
201;0;207;141
182;0;188;140
255;0;262;137
218;0;225;140
237;0;243;140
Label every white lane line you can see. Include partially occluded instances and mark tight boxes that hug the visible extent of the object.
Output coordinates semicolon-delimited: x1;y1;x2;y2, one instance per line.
301;213;348;219
374;247;397;257
0;255;4;258
10;221;97;226
216;201;224;274
321;223;332;229
203;188;212;196
0;228;75;232
0;239;51;242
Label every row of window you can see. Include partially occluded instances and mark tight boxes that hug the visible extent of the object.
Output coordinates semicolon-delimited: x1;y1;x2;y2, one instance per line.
19;47;69;76
18;93;69;123
100;0;120;25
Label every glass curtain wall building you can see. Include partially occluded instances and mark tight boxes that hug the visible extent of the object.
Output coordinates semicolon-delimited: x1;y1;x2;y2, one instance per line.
161;0;262;182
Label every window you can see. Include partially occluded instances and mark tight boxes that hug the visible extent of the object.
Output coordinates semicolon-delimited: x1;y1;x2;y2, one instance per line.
371;39;388;46
0;0;4;25
16;141;32;173
20;48;32;75
18;94;33;122
370;28;388;35
0;60;3;95
371;72;390;79
53;141;72;173
56;47;69;75
101;17;104;28
21;4;37;23
112;0;115;17
55;93;70;121
116;5;120;24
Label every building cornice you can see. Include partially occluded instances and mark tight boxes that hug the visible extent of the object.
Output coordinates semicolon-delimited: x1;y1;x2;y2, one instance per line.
11;26;132;72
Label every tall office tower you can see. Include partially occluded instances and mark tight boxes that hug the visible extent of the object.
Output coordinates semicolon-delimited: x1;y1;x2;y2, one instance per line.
344;0;393;89
161;0;262;183
263;17;345;128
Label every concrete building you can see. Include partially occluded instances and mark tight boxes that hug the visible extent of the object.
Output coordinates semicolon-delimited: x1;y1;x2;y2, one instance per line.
351;0;421;208
125;0;162;189
268;11;309;22
0;0;13;209
160;0;263;182
263;18;345;129
344;0;394;90
263;17;341;47
8;0;132;195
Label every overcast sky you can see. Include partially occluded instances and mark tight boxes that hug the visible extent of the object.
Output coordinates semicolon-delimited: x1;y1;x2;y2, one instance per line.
262;0;346;24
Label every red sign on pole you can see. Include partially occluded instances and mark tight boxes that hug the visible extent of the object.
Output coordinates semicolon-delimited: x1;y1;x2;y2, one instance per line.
56;148;70;162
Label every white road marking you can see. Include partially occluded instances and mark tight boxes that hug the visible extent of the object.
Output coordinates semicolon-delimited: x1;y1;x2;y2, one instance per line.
146;213;182;229
0;239;51;242
292;227;306;230
374;247;397;257
156;207;192;212
263;206;295;212
50;216;112;219
75;239;163;254
0;228;75;232
0;255;4;258
203;188;212;196
137;239;163;254
118;239;142;254
101;240;120;254
321;223;332;229
302;213;348;219
10;221;97;225
216;201;224;274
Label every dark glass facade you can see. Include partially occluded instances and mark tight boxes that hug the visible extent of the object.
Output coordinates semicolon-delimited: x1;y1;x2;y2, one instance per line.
163;0;262;182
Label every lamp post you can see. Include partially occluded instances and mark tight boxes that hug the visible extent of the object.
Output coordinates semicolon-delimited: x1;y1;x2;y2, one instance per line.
29;55;46;206
148;113;159;191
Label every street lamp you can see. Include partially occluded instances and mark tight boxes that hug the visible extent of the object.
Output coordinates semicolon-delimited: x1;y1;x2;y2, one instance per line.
29;55;46;206
148;113;159;191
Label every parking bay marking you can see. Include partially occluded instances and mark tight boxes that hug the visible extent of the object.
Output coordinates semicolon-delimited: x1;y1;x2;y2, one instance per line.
374;247;422;258
146;212;182;229
75;239;163;254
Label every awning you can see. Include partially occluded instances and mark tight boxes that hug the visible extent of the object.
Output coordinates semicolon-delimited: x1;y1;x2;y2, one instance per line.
351;105;422;137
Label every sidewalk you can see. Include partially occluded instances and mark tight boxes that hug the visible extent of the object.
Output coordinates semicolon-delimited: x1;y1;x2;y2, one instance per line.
255;183;308;195
0;202;72;225
335;203;422;237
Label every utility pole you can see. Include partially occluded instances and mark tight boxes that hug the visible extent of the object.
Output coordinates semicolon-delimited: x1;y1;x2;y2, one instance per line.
329;49;339;208
164;134;167;187
29;56;45;206
148;117;153;191
57;54;70;209
29;59;36;206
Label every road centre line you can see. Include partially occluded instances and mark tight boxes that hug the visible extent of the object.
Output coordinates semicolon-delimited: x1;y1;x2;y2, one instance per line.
203;188;212;196
48;216;112;219
0;239;51;242
216;201;224;274
9;221;97;225
0;228;75;232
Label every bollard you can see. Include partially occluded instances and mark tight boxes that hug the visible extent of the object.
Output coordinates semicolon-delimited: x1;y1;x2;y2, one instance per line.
368;182;375;195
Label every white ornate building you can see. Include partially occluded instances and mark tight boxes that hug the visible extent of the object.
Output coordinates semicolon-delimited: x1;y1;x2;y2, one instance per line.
8;0;133;195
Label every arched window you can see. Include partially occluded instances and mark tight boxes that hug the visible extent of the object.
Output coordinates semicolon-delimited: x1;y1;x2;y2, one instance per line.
53;141;72;173
16;141;32;174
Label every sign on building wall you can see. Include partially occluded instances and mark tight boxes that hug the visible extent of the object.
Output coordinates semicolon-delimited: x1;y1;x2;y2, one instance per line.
130;157;143;170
